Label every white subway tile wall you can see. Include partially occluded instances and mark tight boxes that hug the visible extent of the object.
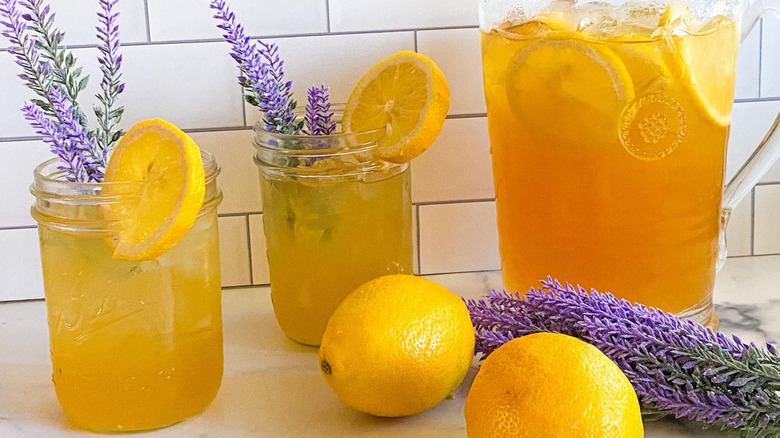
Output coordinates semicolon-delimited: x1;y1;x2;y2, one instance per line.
0;228;43;301
1;1;779;301
247;214;270;285
418;201;500;275
417;28;486;115
726;195;753;258
755;184;780;255
762;16;780;98
218;216;252;287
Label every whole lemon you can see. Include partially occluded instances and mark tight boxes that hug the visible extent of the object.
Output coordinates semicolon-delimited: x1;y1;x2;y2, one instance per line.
318;274;475;417
465;332;643;438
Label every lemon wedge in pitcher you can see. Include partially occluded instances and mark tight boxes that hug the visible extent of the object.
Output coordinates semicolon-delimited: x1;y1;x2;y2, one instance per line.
674;16;740;126
342;51;450;163
103;119;205;261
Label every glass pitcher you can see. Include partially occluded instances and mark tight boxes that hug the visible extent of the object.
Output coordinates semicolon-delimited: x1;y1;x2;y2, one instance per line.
478;0;780;327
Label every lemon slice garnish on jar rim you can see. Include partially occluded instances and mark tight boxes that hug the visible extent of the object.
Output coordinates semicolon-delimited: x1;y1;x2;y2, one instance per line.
103;118;205;261
342;51;450;164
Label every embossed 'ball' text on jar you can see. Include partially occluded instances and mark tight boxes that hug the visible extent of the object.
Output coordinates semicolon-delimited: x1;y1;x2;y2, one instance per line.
30;151;224;432
253;115;414;346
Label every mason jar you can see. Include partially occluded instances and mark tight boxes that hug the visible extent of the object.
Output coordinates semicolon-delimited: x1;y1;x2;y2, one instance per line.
253;115;413;346
30;151;223;432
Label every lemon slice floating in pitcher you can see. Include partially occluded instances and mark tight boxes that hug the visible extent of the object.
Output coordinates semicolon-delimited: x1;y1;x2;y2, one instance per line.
505;34;635;144
342;51;450;163
103;119;205;261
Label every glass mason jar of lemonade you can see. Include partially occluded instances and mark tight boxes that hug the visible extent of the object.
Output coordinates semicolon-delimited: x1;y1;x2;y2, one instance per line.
479;0;780;326
30;151;223;432
254;114;413;346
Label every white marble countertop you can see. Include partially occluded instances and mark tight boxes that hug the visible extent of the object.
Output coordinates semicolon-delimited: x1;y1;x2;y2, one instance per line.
2;255;779;437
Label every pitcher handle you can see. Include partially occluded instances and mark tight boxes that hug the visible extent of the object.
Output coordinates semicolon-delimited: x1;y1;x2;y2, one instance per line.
718;1;780;267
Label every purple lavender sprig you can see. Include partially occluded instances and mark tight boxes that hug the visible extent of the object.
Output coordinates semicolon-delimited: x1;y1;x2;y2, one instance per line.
304;85;335;136
22;89;104;182
93;0;125;153
2;0;119;182
467;277;780;437
49;87;104;181
22;103;85;181
209;0;302;134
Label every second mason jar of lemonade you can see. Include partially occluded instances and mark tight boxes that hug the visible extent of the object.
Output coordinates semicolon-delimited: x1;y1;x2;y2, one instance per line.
254;115;413;346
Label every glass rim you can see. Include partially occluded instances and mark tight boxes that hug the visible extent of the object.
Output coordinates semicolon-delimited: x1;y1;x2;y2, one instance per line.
251;105;388;158
31;149;220;196
477;0;744;34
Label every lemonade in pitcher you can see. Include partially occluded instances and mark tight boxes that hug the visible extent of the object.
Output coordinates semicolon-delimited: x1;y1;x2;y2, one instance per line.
481;2;740;318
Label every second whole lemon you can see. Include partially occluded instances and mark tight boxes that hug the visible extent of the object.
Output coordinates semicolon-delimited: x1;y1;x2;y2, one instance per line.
465;332;643;438
318;274;475;417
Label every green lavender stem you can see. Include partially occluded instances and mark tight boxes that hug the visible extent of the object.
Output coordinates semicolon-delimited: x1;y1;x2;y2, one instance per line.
21;0;89;126
93;0;124;154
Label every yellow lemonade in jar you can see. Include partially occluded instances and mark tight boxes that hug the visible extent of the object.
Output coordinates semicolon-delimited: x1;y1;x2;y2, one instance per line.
38;214;223;431
32;138;224;432
480;3;740;316
259;157;413;346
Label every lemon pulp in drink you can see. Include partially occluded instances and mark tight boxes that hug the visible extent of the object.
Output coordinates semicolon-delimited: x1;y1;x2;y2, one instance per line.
481;3;740;314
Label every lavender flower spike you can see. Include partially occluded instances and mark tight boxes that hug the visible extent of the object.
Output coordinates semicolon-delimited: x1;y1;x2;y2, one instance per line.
47;88;105;182
209;0;301;134
93;0;125;153
466;279;780;437
304;85;335;136
22;102;88;182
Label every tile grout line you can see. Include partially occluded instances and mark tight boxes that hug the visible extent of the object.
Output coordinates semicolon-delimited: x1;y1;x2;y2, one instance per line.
414;31;418;52
142;0;152;43
415;204;422;275
325;0;332;33
240;84;248;127
751;188;756;256
0;297;44;304
758;18;763;98
414;198;495;207
0;225;37;231
0;116;494;143
0;25;479;53
733;96;780;103
223;283;268;290
184;125;252;134
245;215;254;286
0;126;255;143
219;211;263;218
446;113;487;119
0;136;42;143
728;252;780;259
422;268;503;277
